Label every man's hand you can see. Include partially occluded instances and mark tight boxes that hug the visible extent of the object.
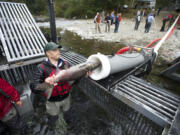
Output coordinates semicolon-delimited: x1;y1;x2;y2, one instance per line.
85;71;92;78
16;100;23;107
45;75;57;86
45;75;54;85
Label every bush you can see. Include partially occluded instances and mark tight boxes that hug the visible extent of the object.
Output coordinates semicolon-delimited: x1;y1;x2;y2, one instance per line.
6;0;176;19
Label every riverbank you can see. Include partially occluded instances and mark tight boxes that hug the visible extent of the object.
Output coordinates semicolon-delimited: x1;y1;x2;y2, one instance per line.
38;17;180;62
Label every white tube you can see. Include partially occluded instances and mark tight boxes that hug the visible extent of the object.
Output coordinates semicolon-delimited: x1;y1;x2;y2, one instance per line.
109;53;145;74
87;53;145;80
87;53;111;80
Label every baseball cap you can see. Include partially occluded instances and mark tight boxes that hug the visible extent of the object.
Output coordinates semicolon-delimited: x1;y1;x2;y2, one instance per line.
44;42;60;52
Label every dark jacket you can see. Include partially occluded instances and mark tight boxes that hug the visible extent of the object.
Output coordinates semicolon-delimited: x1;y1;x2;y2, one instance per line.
115;15;121;24
105;16;111;23
0;78;20;119
30;58;72;102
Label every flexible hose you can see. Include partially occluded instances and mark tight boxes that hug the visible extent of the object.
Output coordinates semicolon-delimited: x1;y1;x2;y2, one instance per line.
116;46;130;54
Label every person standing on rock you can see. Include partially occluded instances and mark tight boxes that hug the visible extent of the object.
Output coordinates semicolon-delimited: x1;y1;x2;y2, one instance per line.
94;12;101;33
134;13;141;30
111;11;115;25
167;15;174;30
105;13;111;32
114;13;122;33
157;7;161;16
145;13;151;30
160;15;171;32
145;14;155;33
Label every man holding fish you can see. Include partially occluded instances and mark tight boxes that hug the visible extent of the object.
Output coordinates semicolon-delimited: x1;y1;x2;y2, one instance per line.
31;42;74;131
31;42;96;132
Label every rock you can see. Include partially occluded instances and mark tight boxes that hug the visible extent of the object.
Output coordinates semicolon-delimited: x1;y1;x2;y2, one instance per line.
34;17;49;22
175;52;180;58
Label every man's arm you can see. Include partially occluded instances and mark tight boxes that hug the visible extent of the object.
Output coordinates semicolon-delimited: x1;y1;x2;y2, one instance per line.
94;15;97;23
0;78;21;106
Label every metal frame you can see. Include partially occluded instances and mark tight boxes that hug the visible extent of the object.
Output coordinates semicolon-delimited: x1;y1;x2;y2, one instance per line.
77;77;164;135
161;60;180;82
0;57;46;71
0;2;47;63
47;0;57;43
168;106;180;134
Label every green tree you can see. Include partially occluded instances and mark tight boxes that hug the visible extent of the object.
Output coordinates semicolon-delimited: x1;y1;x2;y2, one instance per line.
2;0;177;18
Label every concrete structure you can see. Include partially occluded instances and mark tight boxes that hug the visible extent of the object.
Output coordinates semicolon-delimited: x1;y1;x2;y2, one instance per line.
137;0;156;9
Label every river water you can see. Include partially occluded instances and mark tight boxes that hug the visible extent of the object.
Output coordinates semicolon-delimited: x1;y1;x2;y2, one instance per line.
26;28;179;135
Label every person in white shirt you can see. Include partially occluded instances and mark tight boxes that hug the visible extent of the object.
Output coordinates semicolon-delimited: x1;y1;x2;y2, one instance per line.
134;14;141;30
136;10;141;16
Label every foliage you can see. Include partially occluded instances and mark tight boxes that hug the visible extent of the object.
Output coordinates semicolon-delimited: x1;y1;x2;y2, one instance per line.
2;0;132;18
2;0;48;15
54;0;133;18
156;0;176;8
2;0;177;18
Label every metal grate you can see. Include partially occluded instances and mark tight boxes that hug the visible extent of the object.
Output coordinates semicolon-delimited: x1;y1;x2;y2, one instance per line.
60;50;87;65
112;76;180;127
0;2;47;63
0;63;38;86
78;77;164;135
60;50;180;135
